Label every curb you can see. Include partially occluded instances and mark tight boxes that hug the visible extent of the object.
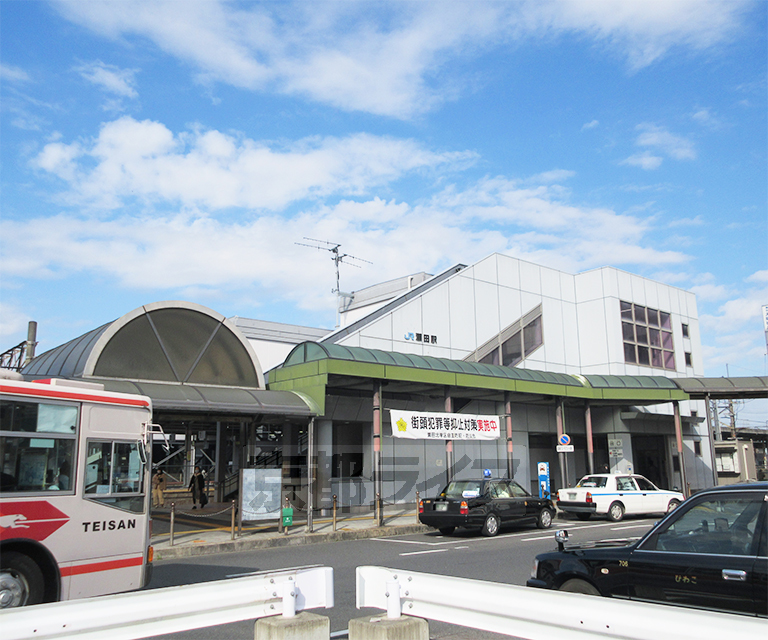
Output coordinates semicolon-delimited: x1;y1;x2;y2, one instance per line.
154;523;431;560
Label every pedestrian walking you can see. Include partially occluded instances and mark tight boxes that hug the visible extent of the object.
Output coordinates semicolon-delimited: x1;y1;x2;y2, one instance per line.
188;466;206;509
152;468;166;508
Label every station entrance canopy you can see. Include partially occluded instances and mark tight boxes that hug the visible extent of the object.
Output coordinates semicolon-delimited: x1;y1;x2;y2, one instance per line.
21;301;317;418
271;342;701;412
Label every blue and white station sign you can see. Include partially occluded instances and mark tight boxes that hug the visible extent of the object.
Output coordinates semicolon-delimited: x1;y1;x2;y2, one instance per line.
537;462;551;499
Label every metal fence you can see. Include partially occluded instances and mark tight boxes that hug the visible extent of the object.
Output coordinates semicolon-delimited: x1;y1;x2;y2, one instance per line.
356;565;765;640
1;565;333;640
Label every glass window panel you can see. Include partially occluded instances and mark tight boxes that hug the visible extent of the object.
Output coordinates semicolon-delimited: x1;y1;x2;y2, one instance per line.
620;300;633;319
634;305;647;324
637;346;650;365
662;331;673;349
501;331;523;366
523;316;543;356
685;352;692;367
648;328;661;347
622;322;635;341
682;323;689;338
635;325;648;345
113;442;143;493
479;348;500;366
0;401;75;434
664;351;675;369
0;436;75;493
36;404;78;434
649;496;761;555
85;442;112;494
624;343;637;363
660;311;671;329
647;309;659;327
651;348;663;368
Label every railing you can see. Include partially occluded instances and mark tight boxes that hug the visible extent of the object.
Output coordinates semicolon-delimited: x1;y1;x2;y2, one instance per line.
1;565;333;640
355;566;765;640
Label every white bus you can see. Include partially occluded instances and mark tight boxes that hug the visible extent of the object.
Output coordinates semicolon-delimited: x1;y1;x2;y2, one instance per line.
0;375;154;607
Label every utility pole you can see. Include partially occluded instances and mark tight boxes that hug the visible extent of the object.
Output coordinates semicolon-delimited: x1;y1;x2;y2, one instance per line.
296;239;371;327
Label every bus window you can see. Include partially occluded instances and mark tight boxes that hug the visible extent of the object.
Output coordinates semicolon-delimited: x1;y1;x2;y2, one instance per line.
85;440;145;512
1;399;77;494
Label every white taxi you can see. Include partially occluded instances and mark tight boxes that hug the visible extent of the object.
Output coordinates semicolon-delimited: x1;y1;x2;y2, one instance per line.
556;474;684;522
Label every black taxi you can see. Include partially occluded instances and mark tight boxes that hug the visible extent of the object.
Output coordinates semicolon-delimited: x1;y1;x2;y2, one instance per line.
527;482;768;616
419;477;555;536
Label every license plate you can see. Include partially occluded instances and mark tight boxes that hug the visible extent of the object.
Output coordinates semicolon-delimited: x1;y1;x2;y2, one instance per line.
568;493;576;500
435;503;448;511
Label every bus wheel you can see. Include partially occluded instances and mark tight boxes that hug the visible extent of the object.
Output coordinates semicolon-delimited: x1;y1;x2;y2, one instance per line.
0;552;44;608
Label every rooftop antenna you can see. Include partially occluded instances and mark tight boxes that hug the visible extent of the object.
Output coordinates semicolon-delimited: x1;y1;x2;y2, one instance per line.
296;238;372;327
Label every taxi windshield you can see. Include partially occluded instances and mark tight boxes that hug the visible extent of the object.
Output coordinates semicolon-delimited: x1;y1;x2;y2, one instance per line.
576;476;607;488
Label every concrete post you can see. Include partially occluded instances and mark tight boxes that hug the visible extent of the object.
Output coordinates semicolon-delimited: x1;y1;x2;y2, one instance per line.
373;381;383;527
444;390;454;485
585;401;594;475
348;615;429;640
254;611;330;640
504;392;513;479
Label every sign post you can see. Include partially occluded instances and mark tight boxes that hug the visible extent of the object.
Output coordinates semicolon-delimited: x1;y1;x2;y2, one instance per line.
556;434;572;487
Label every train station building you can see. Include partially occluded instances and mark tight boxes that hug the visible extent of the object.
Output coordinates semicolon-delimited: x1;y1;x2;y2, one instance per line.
19;253;768;512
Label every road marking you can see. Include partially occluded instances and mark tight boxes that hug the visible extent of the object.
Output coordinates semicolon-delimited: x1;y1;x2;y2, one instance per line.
610;523;654;531
399;548;449;556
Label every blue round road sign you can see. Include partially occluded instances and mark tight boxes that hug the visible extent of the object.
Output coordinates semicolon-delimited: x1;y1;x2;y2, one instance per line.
558;434;571;446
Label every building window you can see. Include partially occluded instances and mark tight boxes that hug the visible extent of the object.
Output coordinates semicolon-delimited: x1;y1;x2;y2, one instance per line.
684;352;692;367
620;301;675;370
472;305;543;367
694;441;702;457
682;323;689;338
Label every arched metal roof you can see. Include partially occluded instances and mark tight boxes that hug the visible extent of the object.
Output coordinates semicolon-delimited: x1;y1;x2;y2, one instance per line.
22;302;317;417
24;301;265;388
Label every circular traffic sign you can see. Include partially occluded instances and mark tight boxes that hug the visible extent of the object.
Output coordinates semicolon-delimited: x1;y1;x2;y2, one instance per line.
558;433;571;446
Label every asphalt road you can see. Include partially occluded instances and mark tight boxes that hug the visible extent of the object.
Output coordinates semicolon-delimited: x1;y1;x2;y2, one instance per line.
147;516;660;639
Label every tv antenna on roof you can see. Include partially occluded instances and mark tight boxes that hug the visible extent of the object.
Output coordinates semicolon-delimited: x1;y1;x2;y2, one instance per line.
296;238;372;327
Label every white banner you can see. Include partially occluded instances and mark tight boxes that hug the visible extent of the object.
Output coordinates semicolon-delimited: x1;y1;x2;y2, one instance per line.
389;409;501;440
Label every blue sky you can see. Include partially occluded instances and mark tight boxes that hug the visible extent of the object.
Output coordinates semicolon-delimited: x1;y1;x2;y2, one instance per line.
1;1;766;425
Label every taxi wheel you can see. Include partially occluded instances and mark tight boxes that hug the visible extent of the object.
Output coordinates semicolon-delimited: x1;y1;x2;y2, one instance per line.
667;499;680;513
0;551;44;607
559;579;600;595
439;527;455;536
481;513;500;537
607;502;625;522
537;508;554;529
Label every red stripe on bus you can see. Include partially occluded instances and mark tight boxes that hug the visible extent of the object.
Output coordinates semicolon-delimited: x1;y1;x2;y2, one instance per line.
0;384;150;408
60;556;144;577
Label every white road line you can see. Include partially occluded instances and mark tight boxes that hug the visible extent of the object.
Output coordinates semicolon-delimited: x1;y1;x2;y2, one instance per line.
610;523;654;531
399;548;450;557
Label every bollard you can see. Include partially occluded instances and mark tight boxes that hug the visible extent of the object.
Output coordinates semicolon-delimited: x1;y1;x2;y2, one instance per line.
415;490;420;524
230;500;236;541
169;503;175;547
332;494;337;532
386;580;401;619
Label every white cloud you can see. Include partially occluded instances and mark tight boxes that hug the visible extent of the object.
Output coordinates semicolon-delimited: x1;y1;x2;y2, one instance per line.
75;61;139;99
635;123;696;160
51;0;753;118
621;152;664;170
0;63;31;83
581;120;599;131
692;107;723;129
0;301;31;339
31;117;476;210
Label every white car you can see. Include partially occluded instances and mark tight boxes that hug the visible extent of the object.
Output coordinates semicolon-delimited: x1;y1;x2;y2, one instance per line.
556;474;684;522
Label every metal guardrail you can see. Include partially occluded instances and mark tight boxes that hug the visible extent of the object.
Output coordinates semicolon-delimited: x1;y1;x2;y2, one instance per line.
1;565;333;640
355;566;765;640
